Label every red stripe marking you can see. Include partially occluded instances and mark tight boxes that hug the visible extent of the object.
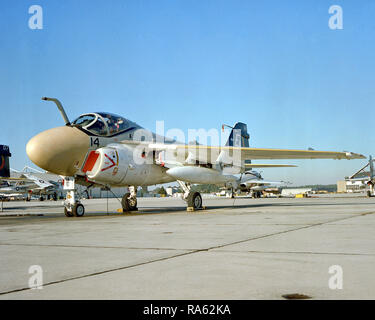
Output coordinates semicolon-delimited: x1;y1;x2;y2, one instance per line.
82;151;99;173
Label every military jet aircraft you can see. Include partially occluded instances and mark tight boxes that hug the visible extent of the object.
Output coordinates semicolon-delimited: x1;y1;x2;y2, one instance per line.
0;180;32;199
348;155;375;197
26;97;365;217
236;170;291;198
0;169;62;201
11;169;62;201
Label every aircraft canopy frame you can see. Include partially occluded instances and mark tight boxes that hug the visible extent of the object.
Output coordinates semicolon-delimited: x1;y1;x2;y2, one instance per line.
71;112;135;137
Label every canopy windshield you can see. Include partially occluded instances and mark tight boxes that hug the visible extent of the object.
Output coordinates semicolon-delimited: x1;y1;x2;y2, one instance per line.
72;112;133;136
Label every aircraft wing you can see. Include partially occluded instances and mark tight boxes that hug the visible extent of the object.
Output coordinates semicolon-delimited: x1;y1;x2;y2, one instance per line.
177;146;365;160
21;173;54;189
244;164;297;168
126;141;365;162
346;177;370;181
0;177;34;183
236;148;365;160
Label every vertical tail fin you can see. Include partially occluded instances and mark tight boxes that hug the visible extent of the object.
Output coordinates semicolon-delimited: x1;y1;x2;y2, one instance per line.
0;145;11;178
225;122;249;148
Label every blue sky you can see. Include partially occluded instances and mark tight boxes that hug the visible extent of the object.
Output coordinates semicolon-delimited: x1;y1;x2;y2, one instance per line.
1;0;374;185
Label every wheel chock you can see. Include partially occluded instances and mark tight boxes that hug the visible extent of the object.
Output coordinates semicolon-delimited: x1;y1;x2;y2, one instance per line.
187;206;206;212
117;208;138;213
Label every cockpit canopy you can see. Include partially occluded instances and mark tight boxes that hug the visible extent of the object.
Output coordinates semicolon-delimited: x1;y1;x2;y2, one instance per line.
72;112;137;136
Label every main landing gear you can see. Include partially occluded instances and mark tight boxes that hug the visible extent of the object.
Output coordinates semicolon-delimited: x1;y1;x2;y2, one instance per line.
367;182;374;197
121;186;138;212
177;180;203;211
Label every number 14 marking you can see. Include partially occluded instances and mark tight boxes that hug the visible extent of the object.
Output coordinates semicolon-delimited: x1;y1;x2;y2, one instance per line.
90;137;100;147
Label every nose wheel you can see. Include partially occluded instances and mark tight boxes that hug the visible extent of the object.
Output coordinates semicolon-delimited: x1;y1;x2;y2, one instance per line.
63;177;85;217
64;202;85;217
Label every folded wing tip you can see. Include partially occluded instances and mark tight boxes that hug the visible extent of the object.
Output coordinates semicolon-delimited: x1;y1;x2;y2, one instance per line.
345;152;366;159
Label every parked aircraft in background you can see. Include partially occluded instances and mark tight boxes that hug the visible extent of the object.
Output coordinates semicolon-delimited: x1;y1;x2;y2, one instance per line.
0;179;33;199
26;97;365;217
348;155;375;197
10;169;62;201
237;170;290;198
0;170;61;201
0;151;63;201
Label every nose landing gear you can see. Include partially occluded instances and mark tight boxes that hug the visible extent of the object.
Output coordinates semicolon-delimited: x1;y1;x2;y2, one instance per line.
63;177;85;217
64;190;85;217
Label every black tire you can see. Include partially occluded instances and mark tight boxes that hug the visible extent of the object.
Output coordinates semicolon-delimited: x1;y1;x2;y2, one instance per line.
73;203;85;217
187;192;202;210
39;196;44;201
64;207;74;217
122;193;137;211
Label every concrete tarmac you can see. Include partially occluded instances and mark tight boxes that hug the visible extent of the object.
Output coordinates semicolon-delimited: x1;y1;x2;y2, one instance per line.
0;195;374;299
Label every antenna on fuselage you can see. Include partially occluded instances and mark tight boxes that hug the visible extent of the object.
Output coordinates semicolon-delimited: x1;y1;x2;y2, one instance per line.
41;97;70;125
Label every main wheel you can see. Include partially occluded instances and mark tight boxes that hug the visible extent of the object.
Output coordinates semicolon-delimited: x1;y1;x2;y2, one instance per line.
187;192;202;210
39;196;44;201
73;203;85;217
122;193;137;212
64;207;74;217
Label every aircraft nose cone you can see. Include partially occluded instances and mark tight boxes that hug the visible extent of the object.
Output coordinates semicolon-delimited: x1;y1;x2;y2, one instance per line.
26;126;90;176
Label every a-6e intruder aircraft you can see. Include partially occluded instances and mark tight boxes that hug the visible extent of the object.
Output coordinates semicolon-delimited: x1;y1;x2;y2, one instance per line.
26;97;365;217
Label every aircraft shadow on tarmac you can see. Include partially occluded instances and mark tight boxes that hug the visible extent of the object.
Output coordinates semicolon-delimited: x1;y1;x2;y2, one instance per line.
1;198;374;218
85;199;375;217
0;204;62;211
